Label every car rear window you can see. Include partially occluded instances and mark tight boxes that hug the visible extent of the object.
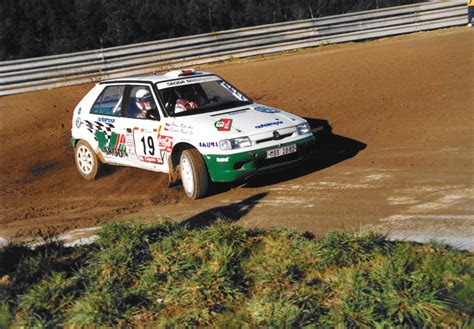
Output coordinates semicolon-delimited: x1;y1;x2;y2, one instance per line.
90;86;125;116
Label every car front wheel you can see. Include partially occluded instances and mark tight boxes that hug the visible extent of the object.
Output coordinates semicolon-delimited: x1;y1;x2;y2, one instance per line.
180;149;209;199
75;140;102;180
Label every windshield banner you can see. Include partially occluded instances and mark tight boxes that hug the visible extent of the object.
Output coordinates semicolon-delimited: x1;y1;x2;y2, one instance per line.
156;75;221;89
220;81;248;101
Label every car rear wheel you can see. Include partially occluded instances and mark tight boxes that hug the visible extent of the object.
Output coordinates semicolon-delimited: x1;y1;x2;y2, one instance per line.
75;140;101;180
180;149;209;199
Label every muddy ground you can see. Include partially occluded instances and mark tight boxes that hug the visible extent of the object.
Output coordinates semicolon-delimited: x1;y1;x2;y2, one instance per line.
0;27;473;249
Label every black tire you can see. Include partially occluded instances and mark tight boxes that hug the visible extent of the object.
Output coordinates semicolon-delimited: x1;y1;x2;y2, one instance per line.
180;149;209;199
75;140;102;180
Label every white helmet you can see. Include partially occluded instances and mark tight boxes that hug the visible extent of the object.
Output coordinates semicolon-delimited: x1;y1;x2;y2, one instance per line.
136;89;152;111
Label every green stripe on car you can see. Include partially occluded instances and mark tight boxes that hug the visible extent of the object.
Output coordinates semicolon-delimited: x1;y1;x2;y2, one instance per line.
204;135;316;182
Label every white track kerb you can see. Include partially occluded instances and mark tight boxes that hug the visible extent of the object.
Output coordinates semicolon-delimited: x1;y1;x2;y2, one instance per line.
0;0;466;96
71;69;315;199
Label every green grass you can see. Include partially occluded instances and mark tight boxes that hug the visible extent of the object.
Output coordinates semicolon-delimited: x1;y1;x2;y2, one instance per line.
0;220;472;327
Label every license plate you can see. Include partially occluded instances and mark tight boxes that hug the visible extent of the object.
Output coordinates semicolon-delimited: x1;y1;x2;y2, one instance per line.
266;144;297;159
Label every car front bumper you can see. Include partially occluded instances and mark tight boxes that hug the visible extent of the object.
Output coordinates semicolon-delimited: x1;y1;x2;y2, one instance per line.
203;135;316;183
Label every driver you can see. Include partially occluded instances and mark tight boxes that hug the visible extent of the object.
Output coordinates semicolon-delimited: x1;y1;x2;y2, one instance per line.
175;85;199;113
135;89;156;119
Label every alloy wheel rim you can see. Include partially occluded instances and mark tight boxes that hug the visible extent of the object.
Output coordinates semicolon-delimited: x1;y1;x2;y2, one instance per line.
181;156;194;195
76;145;94;175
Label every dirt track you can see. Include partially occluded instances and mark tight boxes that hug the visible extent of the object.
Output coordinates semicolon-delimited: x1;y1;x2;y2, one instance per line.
1;27;473;248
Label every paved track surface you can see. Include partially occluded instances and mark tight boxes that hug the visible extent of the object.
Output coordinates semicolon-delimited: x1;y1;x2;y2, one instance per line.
1;27;473;248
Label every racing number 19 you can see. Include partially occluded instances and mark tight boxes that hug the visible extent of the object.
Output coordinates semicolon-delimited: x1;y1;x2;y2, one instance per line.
141;136;155;156
133;130;163;164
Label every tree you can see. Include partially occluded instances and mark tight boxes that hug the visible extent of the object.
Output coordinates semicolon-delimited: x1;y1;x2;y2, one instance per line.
0;0;426;60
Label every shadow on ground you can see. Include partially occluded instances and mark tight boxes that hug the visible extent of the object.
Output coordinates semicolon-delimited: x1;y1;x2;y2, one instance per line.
180;192;268;228
244;118;366;187
210;118;366;192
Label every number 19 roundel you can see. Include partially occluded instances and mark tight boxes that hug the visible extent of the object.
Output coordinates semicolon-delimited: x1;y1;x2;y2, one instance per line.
133;129;163;164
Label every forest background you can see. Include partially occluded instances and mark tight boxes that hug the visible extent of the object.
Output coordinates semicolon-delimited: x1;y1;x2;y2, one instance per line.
1;0;422;61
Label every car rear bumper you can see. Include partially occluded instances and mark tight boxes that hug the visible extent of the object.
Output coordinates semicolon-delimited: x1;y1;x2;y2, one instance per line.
203;135;316;182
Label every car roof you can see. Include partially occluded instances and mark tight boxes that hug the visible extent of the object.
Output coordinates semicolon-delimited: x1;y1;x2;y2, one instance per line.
101;69;214;85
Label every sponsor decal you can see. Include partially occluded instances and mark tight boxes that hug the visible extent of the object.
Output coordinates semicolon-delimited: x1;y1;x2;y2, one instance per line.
255;120;284;129
164;122;194;135
81;120;115;146
216;157;229;163
139;155;163;164
83;120;115;137
215;118;232;131
96;131;128;158
166;80;186;87
81;120;131;158
97;117;116;124
158;135;173;153
199;142;219;148
125;130;136;157
255;106;280;114
156;76;220;89
77;107;82;115
220;81;248;101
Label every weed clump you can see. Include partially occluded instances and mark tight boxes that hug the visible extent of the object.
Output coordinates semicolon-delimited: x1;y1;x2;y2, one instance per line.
0;220;472;327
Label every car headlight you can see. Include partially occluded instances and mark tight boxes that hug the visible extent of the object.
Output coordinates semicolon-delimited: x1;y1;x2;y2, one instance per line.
296;122;311;135
219;137;252;150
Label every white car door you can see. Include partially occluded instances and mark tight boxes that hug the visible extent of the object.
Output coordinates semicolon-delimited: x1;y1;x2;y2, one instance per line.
121;84;172;173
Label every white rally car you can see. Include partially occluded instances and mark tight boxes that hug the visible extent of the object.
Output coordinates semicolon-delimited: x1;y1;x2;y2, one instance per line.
71;69;315;199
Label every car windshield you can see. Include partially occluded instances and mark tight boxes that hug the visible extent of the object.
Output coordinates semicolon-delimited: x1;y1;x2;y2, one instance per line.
156;75;253;117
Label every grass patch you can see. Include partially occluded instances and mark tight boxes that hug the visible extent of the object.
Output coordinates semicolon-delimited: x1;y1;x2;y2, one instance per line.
0;220;472;327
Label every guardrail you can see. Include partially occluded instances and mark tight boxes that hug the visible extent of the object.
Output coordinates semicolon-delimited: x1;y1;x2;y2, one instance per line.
0;0;466;96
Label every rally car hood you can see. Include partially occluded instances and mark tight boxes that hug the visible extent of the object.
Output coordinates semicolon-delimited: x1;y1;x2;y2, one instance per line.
171;104;306;138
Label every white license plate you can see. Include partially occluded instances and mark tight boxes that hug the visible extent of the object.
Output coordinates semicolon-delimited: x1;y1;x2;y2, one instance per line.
266;144;297;159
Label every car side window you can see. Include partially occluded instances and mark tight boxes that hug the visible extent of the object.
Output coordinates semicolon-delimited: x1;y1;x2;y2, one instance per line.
90;85;125;116
126;86;160;120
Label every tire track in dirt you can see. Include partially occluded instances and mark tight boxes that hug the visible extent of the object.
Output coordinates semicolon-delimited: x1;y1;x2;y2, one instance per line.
1;27;473;247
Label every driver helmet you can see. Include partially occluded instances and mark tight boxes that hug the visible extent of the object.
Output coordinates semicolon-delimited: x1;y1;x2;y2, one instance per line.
136;89;153;111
